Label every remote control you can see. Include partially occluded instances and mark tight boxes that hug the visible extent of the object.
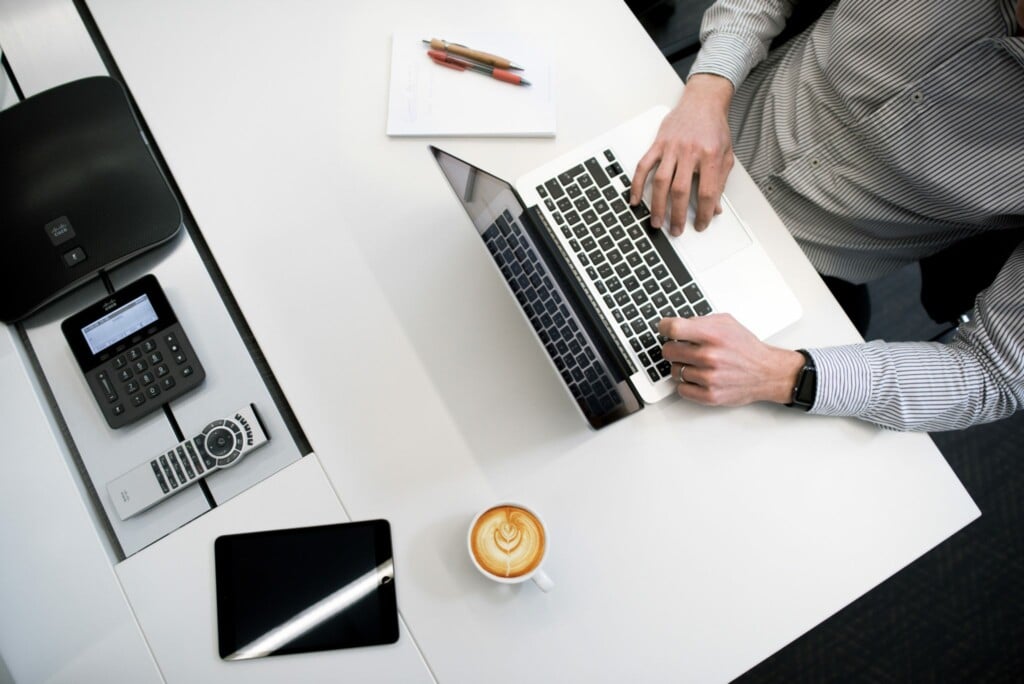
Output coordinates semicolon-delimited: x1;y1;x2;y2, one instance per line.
107;404;269;520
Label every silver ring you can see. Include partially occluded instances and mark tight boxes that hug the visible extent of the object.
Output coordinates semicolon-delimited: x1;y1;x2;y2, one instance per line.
677;364;687;384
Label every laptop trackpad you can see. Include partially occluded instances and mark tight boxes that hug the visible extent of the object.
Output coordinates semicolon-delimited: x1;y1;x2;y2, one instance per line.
673;202;753;271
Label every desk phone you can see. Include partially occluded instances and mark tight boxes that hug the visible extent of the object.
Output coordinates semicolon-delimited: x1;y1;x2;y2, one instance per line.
61;274;205;428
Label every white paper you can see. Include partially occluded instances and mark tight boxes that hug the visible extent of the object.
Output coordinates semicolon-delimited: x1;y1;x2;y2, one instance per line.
387;31;555;137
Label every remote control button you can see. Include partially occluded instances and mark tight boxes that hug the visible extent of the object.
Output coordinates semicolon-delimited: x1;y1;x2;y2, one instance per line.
169;454;185;483
155;364;169;378
132;394;146;407
205;427;236;458
132;360;148;374
218;448;242;467
118;368;133;382
141;372;155;386
185;442;205;474
146;385;161;399
126;380;140;394
151;461;169;494
142;339;157;353
161;376;176;390
148;352;163;365
159;455;177;488
177;447;195;479
127;348;142;362
194;435;217;469
113;355;127;369
173;352;187;365
113;404;125;416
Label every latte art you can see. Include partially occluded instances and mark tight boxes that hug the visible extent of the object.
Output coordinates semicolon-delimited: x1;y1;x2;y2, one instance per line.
470;505;546;578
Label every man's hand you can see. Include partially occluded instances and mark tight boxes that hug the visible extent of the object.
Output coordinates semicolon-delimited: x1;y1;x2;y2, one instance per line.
659;314;805;406
631;74;735;236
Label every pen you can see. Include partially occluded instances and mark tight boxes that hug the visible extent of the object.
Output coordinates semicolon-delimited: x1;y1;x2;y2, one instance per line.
422;38;524;71
427;50;531;87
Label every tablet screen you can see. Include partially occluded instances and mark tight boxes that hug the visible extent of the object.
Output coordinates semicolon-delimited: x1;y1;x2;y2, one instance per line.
214;520;398;660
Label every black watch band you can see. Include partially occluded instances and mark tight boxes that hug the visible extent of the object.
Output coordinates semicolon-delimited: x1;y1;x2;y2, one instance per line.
786;349;817;411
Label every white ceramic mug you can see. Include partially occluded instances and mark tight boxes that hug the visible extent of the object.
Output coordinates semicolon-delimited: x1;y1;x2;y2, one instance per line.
467;502;554;592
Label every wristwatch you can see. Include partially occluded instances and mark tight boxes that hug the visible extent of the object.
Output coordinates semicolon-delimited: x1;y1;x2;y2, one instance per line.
786;349;817;411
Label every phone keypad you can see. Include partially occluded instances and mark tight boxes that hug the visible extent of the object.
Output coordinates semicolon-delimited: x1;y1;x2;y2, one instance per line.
89;322;205;429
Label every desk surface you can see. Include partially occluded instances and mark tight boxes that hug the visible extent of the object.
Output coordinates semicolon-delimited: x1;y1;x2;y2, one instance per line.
10;0;980;681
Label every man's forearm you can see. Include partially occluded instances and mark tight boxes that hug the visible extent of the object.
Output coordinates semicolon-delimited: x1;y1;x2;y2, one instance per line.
808;245;1024;431
689;0;799;88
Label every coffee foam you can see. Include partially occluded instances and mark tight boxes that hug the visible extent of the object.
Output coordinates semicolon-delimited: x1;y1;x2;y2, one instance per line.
470;505;546;579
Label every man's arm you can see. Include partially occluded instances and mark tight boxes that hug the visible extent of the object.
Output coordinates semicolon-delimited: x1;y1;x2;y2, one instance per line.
808;243;1024;431
689;0;798;88
660;243;1024;431
631;0;797;235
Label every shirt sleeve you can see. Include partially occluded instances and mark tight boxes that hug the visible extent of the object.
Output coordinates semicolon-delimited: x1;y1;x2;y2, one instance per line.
688;0;799;88
806;242;1024;431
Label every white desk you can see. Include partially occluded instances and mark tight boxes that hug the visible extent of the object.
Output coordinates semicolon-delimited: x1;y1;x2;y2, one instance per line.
2;0;980;681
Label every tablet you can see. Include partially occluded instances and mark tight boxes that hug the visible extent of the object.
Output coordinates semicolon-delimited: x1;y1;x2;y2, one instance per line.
214;520;398;660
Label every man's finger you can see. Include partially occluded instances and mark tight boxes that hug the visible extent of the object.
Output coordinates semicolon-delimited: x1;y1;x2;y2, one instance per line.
668;165;696;236
649;157;677;230
676;381;713;405
693;164;725;232
669;362;710;387
630;149;660;205
661;340;701;366
658;316;711;343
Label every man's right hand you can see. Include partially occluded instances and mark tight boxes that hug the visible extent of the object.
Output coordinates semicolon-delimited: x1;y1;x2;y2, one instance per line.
630;74;736;236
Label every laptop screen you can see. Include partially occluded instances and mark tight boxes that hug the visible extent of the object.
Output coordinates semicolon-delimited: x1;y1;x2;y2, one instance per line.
431;146;642;429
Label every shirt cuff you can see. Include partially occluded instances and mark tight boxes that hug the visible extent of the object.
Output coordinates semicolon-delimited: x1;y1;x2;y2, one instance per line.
688;33;766;89
804;345;875;417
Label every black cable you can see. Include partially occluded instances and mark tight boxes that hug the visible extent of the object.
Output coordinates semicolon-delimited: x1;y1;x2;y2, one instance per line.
1;50;26;101
98;269;115;295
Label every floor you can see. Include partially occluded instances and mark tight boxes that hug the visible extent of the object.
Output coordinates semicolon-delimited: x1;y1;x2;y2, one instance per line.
630;2;1024;681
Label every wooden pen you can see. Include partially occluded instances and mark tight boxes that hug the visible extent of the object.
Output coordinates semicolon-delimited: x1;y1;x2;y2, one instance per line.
422;38;524;71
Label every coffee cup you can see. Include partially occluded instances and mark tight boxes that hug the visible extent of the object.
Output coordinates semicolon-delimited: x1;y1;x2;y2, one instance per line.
467;502;553;592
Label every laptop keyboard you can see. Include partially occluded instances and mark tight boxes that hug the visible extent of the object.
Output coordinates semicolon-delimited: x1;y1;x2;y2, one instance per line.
536;149;714;383
482;210;624;417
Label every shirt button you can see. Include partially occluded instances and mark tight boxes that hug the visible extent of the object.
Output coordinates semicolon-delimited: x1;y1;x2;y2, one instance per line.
911;91;924;102
810;158;821;168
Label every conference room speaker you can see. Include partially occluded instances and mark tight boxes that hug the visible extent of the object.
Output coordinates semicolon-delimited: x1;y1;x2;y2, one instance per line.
0;75;182;322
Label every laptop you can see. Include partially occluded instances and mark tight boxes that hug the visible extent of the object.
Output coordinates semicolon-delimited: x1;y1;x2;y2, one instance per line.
431;106;801;429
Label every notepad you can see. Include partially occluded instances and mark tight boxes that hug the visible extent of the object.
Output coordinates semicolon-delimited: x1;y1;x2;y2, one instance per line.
386;31;555;137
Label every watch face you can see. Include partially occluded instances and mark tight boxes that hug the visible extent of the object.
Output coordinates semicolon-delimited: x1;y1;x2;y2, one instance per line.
793;360;817;408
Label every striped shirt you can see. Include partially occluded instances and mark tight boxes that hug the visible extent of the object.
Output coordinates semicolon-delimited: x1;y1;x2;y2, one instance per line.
689;0;1024;430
